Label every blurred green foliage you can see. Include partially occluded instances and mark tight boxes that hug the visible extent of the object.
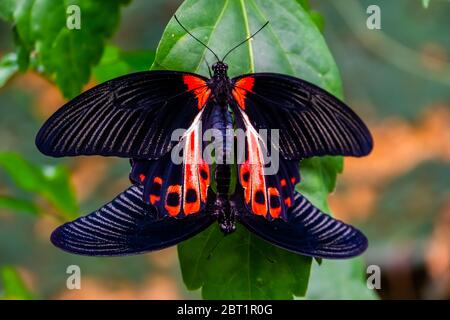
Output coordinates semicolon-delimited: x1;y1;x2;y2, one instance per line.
0;266;34;300
364;161;450;245
320;0;450;121
0;152;78;220
422;0;430;8
306;259;378;300
93;45;155;83
0;53;18;87
0;0;131;98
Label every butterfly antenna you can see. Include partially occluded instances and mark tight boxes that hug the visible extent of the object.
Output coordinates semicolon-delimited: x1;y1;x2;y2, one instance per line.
222;21;269;62
205;58;213;78
174;15;221;62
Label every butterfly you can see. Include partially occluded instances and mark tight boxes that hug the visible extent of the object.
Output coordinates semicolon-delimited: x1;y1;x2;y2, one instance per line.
36;16;373;258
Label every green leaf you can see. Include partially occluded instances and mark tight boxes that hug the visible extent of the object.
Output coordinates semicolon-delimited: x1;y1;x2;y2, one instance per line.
93;45;155;83
179;225;311;299
0;196;39;215
306;258;378;300
0;152;78;220
0;53;19;87
3;0;131;98
422;0;430;8
295;0;325;32
153;0;344;299
0;266;34;300
297;156;344;213
0;0;14;22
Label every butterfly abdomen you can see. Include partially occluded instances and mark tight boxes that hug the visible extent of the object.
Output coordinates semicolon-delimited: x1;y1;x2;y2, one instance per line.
208;103;234;196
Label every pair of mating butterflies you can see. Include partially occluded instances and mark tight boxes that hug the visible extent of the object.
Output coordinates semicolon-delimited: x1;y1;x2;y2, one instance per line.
36;18;373;259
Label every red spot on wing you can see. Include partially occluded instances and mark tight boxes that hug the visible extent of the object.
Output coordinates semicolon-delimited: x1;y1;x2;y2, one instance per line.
198;159;210;202
154;177;163;184
240;161;251;204
268;187;281;218
183;166;200;215
246;122;267;216
252;189;267;216
183;127;201;215
284;197;292;208
232;77;254;110
183;75;211;109
150;176;162;204
139;174;145;182
291;177;297;185
165;185;181;217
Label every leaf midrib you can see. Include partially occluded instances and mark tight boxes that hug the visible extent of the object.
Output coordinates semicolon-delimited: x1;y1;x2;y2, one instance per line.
194;0;229;72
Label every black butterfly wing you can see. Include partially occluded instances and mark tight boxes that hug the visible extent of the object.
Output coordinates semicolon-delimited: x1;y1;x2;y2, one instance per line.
233;103;300;220
128;105;211;218
36;71;211;159
50;185;215;256
129;148;210;218
231;73;373;160
239;191;368;259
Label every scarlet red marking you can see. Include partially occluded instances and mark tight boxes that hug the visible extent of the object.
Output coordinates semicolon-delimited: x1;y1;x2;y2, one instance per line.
232;77;254;110
139;174;145;182
240;161;251;204
239;109;268;216
291;177;297;185
183;75;211;109
198;159;210;202
154;177;163;184
284;197;292;208
183;128;201;215
183;188;199;214
268;187;281;218
165;185;181;217
150;195;158;205
280;179;287;187
252;188;267;216
150;176;163;204
246;122;267;215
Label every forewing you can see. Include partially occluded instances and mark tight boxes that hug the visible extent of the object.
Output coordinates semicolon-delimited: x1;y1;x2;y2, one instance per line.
232;73;373;160
36;71;211;159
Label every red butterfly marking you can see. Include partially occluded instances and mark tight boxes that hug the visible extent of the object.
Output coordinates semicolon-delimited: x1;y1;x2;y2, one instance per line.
232;77;254;110
198;159;210;202
165;184;182;217
150;176;162;205
183;127;201;215
240;109;268;216
183;75;211;110
267;187;282;218
240;161;251;204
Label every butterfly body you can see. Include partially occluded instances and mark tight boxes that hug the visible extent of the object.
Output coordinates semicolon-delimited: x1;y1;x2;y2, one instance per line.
197;62;239;233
